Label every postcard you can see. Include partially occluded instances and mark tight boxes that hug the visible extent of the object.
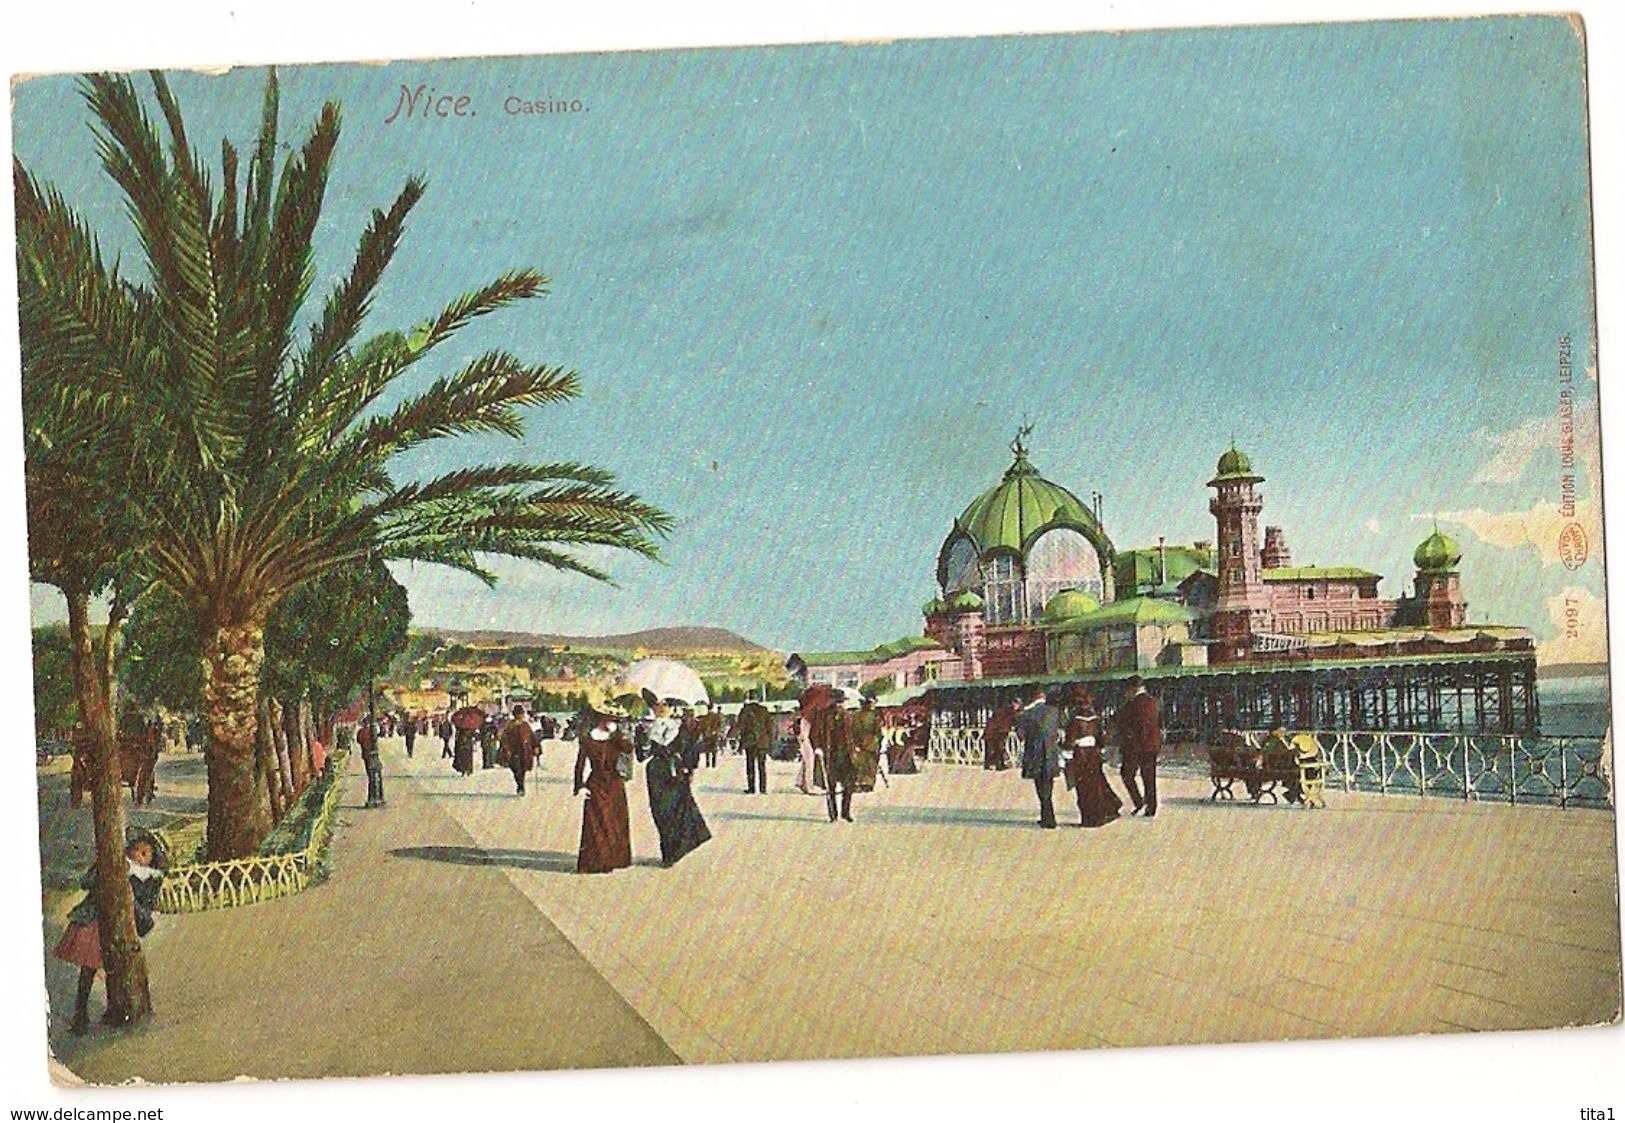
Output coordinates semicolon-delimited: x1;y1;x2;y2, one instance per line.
10;10;1619;1094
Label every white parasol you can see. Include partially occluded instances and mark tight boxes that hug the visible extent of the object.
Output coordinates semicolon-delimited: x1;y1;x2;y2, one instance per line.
618;658;710;707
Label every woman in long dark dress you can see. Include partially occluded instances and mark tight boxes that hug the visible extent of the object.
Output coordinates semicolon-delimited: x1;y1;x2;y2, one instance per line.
1064;689;1122;828
573;708;633;873
643;697;711;867
452;725;476;776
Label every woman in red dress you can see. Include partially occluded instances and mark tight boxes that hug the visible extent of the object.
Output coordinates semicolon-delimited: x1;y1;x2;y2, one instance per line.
573;707;633;874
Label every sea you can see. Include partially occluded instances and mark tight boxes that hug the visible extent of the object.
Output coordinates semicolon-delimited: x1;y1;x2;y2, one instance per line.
1537;673;1614;739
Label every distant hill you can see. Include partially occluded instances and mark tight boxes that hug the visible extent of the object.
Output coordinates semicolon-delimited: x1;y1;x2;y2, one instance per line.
426;625;771;654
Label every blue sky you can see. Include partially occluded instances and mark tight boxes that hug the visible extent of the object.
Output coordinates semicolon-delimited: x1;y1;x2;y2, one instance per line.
14;15;1604;657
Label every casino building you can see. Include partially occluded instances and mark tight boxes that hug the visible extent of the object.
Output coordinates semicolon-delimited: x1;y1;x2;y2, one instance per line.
789;432;1538;735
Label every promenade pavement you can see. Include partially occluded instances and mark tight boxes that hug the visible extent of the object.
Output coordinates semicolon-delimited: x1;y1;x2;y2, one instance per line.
43;745;675;1084
41;739;1622;1082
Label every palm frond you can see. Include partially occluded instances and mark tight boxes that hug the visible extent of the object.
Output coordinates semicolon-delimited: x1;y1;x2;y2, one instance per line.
282;176;425;426
414;269;548;352
82;72;232;471
348;352;581;460
238;68;280;272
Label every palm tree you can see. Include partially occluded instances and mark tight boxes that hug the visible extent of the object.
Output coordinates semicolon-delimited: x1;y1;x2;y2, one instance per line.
23;69;672;860
15;167;158;1025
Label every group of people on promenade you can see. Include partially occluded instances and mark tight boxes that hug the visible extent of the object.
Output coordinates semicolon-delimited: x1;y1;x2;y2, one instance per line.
363;695;718;874
983;675;1163;828
356;673;1163;880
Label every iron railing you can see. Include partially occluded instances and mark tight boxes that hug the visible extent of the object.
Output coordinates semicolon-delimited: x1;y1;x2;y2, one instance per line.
926;722;1612;809
1271;729;1612;809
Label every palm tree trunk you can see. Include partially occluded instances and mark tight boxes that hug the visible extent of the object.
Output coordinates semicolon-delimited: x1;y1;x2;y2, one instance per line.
255;697;283;823
270;697;295;805
201;619;271;860
297;696;318;784
65;590;152;1026
278;697;305;795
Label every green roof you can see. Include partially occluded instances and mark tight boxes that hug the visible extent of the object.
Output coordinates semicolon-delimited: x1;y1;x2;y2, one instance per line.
946;589;985;612
1261;566;1381;582
794;635;946;668
953;444;1105;557
1114;544;1217;593
1043;596;1196;633
1414;528;1462;573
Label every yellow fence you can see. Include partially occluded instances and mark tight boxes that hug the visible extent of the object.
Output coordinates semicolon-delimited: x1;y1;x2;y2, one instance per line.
155;750;351;914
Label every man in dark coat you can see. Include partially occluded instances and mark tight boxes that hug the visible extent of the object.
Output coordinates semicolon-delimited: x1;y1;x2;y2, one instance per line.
1115;676;1163;817
1017;687;1063;829
359;714;385;808
811;705;856;823
402;711;416;757
696;706;723;768
501;705;539;795
735;700;773;794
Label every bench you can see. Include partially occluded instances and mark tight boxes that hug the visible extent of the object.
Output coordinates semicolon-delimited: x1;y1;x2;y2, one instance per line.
1207;733;1327;808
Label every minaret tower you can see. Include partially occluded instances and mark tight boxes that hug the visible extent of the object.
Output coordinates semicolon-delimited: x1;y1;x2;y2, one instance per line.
1411;525;1468;628
1207;445;1273;662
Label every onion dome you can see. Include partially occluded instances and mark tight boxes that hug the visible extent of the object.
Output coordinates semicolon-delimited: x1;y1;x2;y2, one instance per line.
1209;445;1267;487
954;442;1102;555
1208;443;1263;486
922;596;947;617
946;589;985;613
1040;589;1101;624
1414;527;1462;573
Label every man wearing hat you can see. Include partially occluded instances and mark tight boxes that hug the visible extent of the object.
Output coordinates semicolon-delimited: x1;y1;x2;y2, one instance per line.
696;703;723;768
735;699;773;794
1017;685;1063;829
501;704;539;795
1115;676;1163;817
811;700;856;823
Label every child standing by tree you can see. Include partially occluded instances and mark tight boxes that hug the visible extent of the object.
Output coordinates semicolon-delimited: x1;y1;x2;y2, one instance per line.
55;828;166;1035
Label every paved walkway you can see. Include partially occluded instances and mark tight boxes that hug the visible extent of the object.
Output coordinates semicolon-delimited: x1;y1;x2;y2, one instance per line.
48;747;675;1084
43;740;1622;1083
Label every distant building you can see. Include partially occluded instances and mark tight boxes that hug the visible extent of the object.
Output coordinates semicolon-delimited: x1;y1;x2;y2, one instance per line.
787;434;1530;689
785;636;953;693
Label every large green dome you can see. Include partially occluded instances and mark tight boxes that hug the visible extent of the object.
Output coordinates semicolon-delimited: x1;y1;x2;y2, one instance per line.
954;444;1101;556
1414;528;1462;572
